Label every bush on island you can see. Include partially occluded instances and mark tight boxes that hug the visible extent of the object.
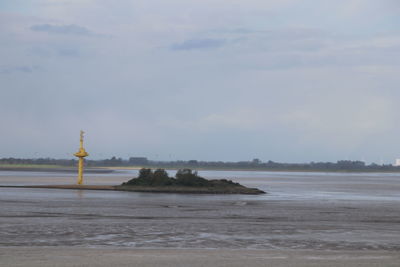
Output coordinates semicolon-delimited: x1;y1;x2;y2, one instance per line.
122;168;239;188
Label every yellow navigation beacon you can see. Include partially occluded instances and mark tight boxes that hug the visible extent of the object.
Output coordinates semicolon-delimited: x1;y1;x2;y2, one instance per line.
74;130;89;185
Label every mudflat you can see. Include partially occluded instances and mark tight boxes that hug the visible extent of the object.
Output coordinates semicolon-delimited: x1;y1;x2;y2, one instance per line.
1;171;400;266
0;184;116;190
1;247;399;267
0;184;265;194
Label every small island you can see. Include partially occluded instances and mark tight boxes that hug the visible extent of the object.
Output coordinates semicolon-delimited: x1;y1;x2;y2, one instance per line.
116;168;265;195
0;168;265;195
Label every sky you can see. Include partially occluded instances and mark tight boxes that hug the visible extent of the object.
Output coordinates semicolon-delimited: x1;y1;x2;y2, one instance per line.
1;0;400;163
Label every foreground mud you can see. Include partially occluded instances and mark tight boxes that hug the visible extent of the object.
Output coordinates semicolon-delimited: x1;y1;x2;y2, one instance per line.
1;187;400;250
1;248;399;267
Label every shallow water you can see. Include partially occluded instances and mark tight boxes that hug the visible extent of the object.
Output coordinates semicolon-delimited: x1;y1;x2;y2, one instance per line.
1;170;400;249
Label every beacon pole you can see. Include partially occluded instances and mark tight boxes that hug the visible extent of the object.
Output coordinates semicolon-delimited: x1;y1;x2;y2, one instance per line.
74;130;89;185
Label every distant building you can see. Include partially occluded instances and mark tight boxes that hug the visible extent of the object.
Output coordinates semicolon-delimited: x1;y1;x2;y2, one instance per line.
395;159;400;167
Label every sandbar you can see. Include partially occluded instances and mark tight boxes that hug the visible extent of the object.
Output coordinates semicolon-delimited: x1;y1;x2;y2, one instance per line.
0;184;265;194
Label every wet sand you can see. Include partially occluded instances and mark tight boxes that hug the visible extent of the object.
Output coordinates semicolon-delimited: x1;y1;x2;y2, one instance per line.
0;183;265;194
0;184;116;190
1;247;399;267
2;187;399;250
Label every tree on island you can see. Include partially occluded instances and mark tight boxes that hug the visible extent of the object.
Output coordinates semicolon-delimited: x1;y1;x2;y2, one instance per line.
122;168;241;188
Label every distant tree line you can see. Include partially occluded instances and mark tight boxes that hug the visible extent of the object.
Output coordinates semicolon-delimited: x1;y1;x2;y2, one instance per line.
0;157;77;166
1;157;400;172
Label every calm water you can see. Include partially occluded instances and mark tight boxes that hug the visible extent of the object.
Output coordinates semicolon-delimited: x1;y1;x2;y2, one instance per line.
2;169;400;201
1;170;400;249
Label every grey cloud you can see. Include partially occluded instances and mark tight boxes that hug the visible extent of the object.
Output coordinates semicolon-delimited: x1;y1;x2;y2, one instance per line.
264;28;327;40
255;38;326;53
171;38;226;51
261;29;328;52
204;28;328;53
57;48;80;57
29;46;53;58
0;65;41;74
246;42;400;71
30;24;94;36
30;46;81;58
217;27;327;39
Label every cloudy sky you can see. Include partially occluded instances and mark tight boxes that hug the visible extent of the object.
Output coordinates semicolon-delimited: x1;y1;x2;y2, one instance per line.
1;0;400;163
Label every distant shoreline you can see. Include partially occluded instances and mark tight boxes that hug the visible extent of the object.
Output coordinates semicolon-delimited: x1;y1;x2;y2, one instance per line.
2;165;400;174
105;166;400;173
0;166;113;173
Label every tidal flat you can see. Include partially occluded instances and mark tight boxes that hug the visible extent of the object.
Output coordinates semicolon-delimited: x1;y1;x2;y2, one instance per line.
1;248;400;267
1;170;400;266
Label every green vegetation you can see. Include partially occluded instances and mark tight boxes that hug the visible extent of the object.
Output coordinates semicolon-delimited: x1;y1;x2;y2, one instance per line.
119;168;265;194
122;168;241;187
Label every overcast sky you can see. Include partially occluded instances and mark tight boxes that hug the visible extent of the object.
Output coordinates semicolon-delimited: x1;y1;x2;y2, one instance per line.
1;0;400;163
